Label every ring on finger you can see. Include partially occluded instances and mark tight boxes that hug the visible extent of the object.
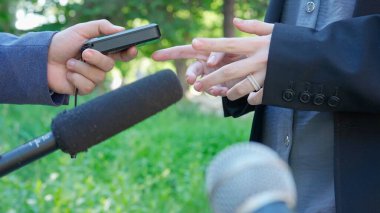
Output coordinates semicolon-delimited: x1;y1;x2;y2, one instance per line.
247;74;261;92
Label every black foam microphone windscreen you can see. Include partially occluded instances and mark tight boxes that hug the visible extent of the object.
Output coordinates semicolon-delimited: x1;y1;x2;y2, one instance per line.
51;70;183;156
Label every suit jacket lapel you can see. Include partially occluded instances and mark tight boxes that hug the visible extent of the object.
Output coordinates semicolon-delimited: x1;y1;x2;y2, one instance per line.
264;0;285;23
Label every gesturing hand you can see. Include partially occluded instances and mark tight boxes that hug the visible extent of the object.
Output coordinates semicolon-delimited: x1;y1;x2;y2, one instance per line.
191;18;274;105
47;19;138;95
152;45;243;96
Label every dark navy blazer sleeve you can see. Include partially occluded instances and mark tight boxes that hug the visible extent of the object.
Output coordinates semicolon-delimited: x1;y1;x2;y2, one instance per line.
263;15;380;112
222;96;255;118
0;32;69;105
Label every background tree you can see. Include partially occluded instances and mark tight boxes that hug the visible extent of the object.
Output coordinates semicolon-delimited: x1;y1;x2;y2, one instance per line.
0;0;16;32
5;0;268;91
0;1;269;212
223;0;235;37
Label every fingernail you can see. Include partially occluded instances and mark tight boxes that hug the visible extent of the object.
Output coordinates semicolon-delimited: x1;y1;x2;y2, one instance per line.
234;17;243;23
192;39;201;48
67;59;76;68
114;25;125;30
129;47;138;56
84;49;93;58
185;75;191;83
155;50;167;56
207;55;216;65
194;81;203;91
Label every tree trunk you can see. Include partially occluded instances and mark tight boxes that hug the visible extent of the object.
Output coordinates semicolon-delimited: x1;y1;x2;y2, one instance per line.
174;59;188;92
175;0;236;93
223;0;235;37
0;0;13;32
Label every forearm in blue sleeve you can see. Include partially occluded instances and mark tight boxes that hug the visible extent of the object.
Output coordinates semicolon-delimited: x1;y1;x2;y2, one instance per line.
0;32;68;105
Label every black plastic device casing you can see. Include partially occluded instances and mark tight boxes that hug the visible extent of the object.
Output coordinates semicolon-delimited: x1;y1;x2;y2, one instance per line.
80;23;161;54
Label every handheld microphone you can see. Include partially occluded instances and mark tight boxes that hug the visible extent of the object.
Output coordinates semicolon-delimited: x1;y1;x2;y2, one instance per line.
0;70;183;177
206;142;297;213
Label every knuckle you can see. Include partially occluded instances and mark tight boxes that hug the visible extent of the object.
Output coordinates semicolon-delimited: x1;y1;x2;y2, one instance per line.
67;60;77;69
235;86;247;96
220;68;229;77
100;19;110;25
221;66;234;77
195;54;208;61
225;41;236;52
67;72;76;83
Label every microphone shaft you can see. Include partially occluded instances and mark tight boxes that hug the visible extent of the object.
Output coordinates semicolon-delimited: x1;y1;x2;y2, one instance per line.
0;132;57;177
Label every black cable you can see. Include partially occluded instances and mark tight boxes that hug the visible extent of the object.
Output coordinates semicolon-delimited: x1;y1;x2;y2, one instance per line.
74;88;78;107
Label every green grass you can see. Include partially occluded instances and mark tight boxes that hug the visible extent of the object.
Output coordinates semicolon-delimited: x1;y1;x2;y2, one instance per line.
0;98;252;213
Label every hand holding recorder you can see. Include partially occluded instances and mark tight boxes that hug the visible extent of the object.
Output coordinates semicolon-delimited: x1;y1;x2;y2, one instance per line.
47;19;160;96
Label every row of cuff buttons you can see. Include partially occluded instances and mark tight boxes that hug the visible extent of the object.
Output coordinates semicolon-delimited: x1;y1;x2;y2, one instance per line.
282;89;340;107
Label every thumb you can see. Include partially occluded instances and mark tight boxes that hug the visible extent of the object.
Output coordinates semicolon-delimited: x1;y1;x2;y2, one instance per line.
233;18;274;36
72;19;125;38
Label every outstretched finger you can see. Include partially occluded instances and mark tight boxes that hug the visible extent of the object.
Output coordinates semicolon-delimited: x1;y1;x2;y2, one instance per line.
192;37;256;55
233;18;274;36
152;45;209;61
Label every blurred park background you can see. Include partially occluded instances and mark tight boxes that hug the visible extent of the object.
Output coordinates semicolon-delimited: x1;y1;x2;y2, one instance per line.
0;0;268;212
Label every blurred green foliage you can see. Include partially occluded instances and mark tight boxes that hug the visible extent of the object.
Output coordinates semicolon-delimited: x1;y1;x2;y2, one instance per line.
0;1;266;212
0;0;268;80
0;100;252;212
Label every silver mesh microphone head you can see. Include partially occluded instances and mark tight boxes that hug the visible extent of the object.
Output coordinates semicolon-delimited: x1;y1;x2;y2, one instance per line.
206;142;296;213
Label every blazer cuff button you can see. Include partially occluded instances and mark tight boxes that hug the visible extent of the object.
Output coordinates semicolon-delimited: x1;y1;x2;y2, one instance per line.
313;94;325;106
282;89;295;102
328;96;340;107
300;91;311;104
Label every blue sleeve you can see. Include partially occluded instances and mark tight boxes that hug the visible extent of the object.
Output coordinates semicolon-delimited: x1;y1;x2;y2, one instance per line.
0;32;69;105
